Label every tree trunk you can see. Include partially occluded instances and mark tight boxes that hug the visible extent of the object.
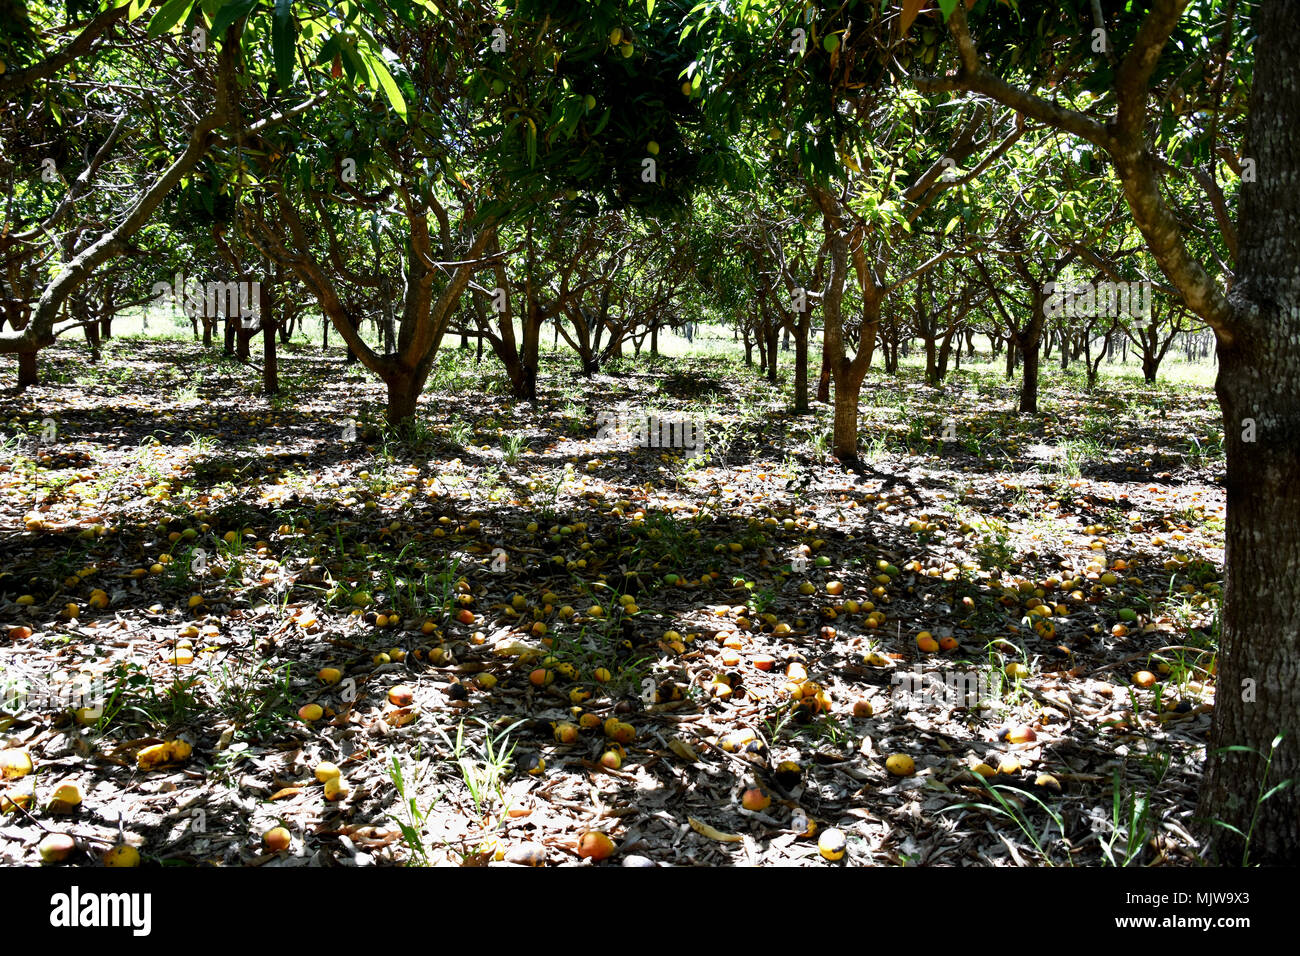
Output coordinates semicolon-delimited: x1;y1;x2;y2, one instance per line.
17;350;37;388
832;371;864;459
385;369;421;426
236;324;253;362
883;333;899;374
343;315;358;365
514;313;540;401
84;312;101;362
765;322;779;384
792;319;809;413
1019;338;1039;413
1200;330;1300;864
937;323;957;382
261;281;278;395
924;333;939;385
1198;0;1300;864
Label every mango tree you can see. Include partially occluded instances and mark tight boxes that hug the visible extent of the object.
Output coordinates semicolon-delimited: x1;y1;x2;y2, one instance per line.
918;0;1294;862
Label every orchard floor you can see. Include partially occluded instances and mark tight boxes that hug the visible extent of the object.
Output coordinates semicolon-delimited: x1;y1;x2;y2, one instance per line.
0;336;1226;866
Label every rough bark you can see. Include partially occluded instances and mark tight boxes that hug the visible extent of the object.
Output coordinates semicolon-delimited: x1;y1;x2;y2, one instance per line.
1198;0;1300;864
17;350;37;388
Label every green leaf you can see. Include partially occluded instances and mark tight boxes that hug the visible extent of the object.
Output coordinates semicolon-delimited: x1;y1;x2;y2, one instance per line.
647;0;655;16
1260;780;1293;803
340;42;366;82
272;0;296;88
146;0;197;38
367;52;408;120
211;0;258;36
937;0;959;20
1208;820;1247;838
314;33;341;65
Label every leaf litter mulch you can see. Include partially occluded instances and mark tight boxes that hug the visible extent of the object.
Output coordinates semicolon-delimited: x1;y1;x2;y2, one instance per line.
0;340;1225;866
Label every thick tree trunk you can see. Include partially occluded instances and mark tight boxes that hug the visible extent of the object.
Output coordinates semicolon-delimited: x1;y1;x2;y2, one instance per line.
1019;339;1039;413
513;316;540;401
817;226;868;460
924;333;939;385
385;370;421;427
17;350;37;388
342;314;358;365
1198;0;1300;864
832;371;864;460
1201;330;1300;863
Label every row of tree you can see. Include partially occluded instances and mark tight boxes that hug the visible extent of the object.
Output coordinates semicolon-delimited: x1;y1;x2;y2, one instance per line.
1;0;1296;862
